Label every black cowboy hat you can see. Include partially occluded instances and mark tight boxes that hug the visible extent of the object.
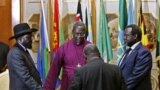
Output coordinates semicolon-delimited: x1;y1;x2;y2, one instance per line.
9;23;37;40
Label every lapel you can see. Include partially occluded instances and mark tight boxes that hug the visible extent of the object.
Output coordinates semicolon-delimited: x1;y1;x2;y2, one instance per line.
16;43;42;84
118;53;125;66
120;43;142;69
16;44;35;67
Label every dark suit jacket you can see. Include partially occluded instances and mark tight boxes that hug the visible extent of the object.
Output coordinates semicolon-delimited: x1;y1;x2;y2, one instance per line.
69;58;126;90
7;43;42;90
0;42;9;71
119;43;152;90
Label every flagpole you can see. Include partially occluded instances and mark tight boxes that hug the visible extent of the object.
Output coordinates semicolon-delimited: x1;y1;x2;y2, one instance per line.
40;0;51;52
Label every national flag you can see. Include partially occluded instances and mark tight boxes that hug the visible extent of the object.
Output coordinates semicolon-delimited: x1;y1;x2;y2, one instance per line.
85;0;93;42
52;0;59;51
59;0;65;46
139;1;150;48
52;0;63;89
75;0;83;21
56;0;65;89
37;0;51;83
117;0;128;62
128;0;135;25
59;20;65;46
97;0;113;62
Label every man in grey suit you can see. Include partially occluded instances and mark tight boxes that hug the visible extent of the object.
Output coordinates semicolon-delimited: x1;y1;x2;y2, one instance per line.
7;23;42;90
69;44;126;90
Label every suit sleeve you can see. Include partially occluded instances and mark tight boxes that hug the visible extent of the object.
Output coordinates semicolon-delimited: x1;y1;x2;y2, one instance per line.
43;47;64;90
126;50;152;90
113;65;127;90
8;50;42;90
118;68;127;90
69;69;82;90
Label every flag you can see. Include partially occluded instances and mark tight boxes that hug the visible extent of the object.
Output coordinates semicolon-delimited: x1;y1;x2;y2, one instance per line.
75;0;83;21
37;0;50;83
128;0;135;25
139;1;150;48
52;0;59;51
97;0;113;62
117;0;128;62
59;21;65;45
59;0;65;46
52;0;63;89
85;1;93;42
56;0;65;89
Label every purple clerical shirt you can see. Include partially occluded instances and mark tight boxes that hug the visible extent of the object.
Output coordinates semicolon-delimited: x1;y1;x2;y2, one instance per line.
44;39;90;90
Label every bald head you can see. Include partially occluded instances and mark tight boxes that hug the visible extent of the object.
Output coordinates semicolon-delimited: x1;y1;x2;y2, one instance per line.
83;44;100;61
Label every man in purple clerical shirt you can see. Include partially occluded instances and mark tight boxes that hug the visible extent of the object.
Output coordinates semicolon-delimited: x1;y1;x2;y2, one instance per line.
44;21;91;90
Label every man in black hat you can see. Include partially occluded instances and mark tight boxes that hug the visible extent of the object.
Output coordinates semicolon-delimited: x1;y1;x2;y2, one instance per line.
7;23;42;90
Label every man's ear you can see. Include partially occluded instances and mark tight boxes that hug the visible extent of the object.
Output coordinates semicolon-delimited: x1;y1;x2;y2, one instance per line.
17;37;23;43
134;34;137;39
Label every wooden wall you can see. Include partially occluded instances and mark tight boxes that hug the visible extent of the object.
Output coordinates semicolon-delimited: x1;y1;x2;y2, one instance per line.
0;0;12;47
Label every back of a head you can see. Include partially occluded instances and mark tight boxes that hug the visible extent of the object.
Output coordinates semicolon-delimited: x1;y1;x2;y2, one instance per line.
83;44;100;59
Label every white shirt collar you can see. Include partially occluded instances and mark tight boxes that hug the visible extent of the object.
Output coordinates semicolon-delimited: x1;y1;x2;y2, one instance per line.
130;41;140;50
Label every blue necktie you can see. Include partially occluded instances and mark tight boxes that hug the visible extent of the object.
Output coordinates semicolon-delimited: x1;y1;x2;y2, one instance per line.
119;48;131;66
